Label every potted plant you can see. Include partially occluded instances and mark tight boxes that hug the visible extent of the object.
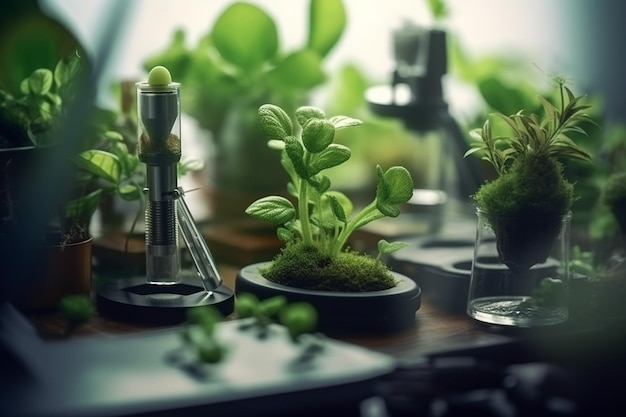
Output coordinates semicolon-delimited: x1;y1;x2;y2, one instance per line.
143;0;347;220
234;103;421;336
0;52;145;310
463;80;595;326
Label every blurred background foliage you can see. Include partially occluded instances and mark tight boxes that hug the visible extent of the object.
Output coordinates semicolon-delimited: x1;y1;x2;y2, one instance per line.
135;0;625;251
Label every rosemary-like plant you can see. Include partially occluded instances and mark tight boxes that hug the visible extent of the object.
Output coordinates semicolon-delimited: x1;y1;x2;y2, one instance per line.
465;81;593;177
465;81;594;218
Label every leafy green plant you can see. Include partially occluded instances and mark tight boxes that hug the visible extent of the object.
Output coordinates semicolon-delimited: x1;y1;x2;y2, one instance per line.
0;52;148;244
142;1;347;204
245;103;413;291
465;81;595;271
143;0;345;137
0;51;83;148
465;81;594;218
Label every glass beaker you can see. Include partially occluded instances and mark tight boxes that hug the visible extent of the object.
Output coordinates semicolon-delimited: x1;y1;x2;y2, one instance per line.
466;209;571;327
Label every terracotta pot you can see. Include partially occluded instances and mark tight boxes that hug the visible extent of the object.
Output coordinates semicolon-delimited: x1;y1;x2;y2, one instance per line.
235;262;421;336
19;237;93;311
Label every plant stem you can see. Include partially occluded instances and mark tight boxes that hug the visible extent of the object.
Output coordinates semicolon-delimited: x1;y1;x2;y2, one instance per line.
299;177;312;245
330;202;378;256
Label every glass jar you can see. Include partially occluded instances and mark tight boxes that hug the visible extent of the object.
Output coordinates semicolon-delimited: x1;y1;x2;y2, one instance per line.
466;209;572;327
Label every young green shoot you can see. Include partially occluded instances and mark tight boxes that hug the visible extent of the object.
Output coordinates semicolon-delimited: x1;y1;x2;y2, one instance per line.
246;104;414;259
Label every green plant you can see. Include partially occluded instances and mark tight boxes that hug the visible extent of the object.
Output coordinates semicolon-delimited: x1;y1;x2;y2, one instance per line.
0;51;84;148
245;104;413;291
465;81;595;271
465;81;594;218
0;52;147;244
142;1;347;204
66;130;145;240
143;0;345;137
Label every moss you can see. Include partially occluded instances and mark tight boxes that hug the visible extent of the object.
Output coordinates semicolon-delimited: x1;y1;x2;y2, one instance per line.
474;153;573;217
261;242;397;292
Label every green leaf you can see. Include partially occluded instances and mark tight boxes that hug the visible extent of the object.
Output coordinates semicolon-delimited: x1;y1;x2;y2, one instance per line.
118;184;142;201
308;174;331;194
269;50;326;90
284;135;309;178
258;104;293;141
74;150;121;184
308;0;346;58
328;194;346;223
381;165;414;204
245;196;296;226
66;189;102;220
478;77;527;116
28;69;53;96
329;115;362;129
302;118;334;153
54;52;81;88
277;226;295;242
295;106;325;127
308;143;351;175
375;165;413;217
378;239;409;255
325;190;352;216
103;131;123;142
211;2;278;71
426;0;448;20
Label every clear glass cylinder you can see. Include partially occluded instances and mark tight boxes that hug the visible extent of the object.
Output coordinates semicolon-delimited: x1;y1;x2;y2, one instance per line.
466;209;571;327
135;81;182;285
135;82;181;162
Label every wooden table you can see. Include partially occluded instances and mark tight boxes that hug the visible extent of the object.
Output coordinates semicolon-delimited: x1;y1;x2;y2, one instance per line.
30;218;622;372
26;261;517;363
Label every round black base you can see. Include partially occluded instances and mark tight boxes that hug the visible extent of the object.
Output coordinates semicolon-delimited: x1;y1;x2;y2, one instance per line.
235;263;421;337
96;277;235;325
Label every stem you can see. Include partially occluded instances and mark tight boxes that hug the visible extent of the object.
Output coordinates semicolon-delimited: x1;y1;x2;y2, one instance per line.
330;202;377;256
298;177;312;245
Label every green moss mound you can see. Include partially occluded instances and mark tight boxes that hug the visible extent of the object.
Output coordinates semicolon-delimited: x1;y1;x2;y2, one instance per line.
261;242;397;292
474;153;573;217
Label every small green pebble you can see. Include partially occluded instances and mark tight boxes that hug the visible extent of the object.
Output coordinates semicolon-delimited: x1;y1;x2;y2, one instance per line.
147;65;172;85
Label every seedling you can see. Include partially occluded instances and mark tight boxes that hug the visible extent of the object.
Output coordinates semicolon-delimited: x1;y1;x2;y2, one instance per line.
245;104;413;291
